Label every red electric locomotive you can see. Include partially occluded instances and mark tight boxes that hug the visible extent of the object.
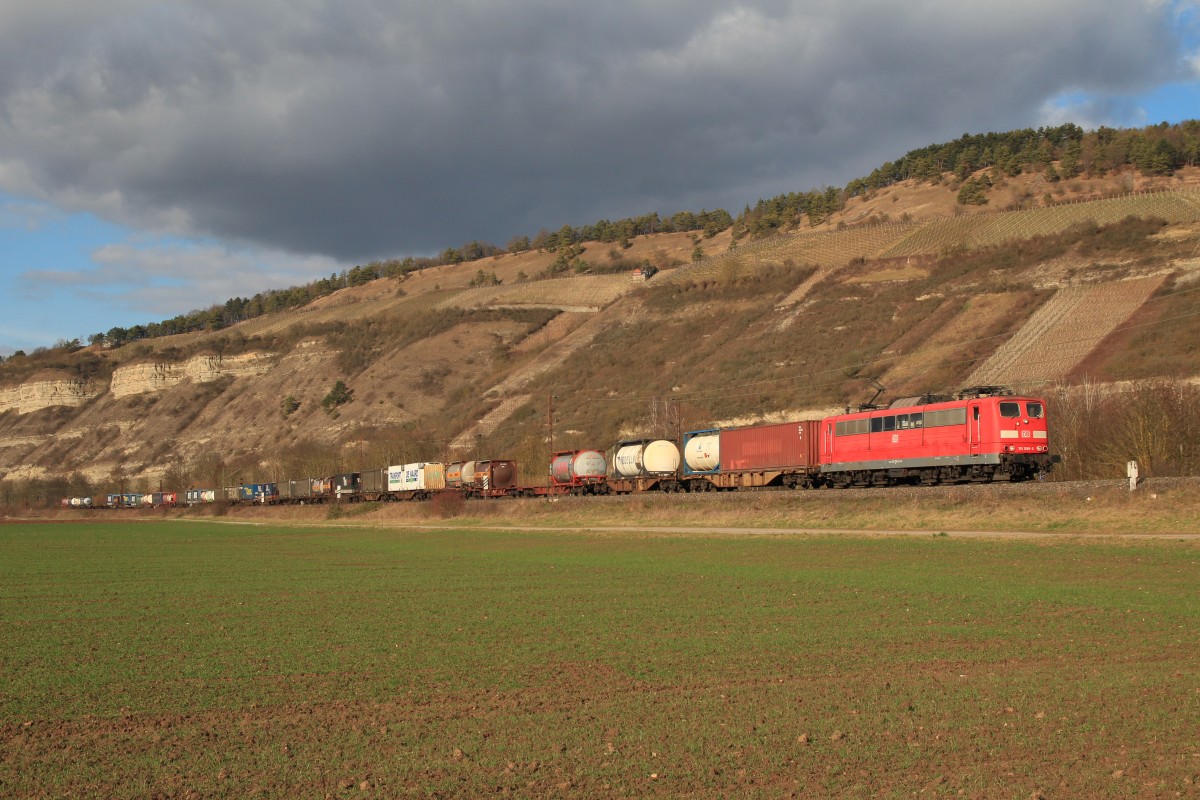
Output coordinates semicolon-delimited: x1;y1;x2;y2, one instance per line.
818;386;1058;486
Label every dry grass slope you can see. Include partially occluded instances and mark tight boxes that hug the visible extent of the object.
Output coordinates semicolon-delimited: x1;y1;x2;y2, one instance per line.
881;292;1031;391
677;222;917;286
448;394;532;451
882;190;1200;258
434;274;636;311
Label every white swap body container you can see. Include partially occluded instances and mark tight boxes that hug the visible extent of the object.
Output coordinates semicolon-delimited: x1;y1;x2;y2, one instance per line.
388;463;447;492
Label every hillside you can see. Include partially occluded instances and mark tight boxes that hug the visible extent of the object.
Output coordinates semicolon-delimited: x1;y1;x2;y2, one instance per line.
2;167;1200;493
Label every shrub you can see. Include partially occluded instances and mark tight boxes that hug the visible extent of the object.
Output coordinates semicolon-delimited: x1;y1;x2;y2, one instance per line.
428;491;465;518
1048;379;1200;479
281;395;300;418
321;381;353;414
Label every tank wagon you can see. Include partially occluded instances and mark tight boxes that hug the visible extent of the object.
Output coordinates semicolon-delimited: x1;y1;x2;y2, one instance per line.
465;460;518;497
60;496;94;508
549;450;609;495
606;439;682;493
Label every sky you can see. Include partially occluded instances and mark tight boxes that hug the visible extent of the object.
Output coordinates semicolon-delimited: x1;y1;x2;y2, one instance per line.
1;0;1199;356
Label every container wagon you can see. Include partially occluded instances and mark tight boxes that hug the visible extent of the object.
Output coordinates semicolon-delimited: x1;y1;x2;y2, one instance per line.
606;439;682;493
682;420;821;491
389;462;446;500
464;460;518;498
549;450;609;495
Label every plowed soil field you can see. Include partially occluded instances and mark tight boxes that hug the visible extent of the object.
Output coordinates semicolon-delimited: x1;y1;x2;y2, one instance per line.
2;520;1198;799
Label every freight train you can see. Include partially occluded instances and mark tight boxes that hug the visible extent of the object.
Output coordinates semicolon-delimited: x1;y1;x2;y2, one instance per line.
63;386;1059;509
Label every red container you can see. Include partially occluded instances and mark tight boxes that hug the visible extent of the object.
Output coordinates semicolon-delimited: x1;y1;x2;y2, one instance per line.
719;420;820;471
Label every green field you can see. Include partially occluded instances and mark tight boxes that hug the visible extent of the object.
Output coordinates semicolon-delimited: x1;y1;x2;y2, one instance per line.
2;520;1198;798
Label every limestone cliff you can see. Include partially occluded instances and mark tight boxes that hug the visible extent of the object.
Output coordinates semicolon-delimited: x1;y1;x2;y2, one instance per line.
109;353;275;398
0;378;100;414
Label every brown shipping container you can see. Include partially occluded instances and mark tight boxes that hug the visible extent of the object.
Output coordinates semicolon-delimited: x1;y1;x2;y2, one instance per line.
719;420;820;471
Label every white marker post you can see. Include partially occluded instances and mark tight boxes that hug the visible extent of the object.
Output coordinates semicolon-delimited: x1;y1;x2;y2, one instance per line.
1127;460;1139;492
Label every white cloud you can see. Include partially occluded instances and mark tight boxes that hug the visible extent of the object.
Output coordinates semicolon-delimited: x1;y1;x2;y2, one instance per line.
0;197;60;231
17;240;343;316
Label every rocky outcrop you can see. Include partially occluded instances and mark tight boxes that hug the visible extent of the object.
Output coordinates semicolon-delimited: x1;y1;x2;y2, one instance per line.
0;379;100;415
109;353;275;398
0;353;277;412
108;362;184;398
184;352;276;382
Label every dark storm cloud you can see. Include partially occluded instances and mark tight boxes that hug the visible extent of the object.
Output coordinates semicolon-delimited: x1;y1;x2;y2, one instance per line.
0;1;1191;261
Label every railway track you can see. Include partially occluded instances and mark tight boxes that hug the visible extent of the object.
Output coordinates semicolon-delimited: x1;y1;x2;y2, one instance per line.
525;475;1192;503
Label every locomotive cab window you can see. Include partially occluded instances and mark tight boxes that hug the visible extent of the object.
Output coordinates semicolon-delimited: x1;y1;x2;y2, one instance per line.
999;402;1021;418
1026;402;1044;418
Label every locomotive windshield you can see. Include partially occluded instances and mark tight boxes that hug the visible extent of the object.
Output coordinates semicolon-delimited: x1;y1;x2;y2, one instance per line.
999;401;1021;418
1026;402;1044;418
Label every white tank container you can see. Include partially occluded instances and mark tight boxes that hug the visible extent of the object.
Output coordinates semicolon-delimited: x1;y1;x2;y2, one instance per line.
684;433;720;472
552;450;608;483
614;440;680;477
460;461;478;487
572;450;607;479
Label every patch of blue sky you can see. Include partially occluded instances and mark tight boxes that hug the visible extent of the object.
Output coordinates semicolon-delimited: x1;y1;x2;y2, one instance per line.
0;194;218;354
1040;83;1199;130
1130;81;1200;126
